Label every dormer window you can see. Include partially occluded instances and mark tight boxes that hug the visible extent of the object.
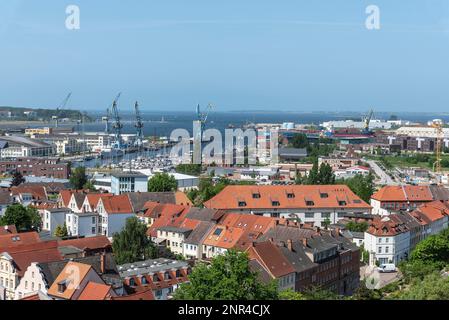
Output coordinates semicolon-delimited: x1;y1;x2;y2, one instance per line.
176;270;181;278
129;278;136;286
320;193;329;199
141;276;148;285
287;193;295;199
272;201;280;207
238;201;247;207
164;272;170;280
252;193;261;199
57;280;68;293
152;274;159;282
339;201;347;206
306;201;315;206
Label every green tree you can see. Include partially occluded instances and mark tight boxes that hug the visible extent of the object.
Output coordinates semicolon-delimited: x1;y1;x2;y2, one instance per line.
317;163;335;185
83;180;97;192
173;250;279;300
291;133;310;149
389;273;449;300
70;166;88;190
54;223;69;238
11;170;25;187
346;221;369;233
279;289;305;300
338;173;375;203
147;173;177;192
112;217;158;265
0;204;41;231
306;161;319;185
176;164;202;176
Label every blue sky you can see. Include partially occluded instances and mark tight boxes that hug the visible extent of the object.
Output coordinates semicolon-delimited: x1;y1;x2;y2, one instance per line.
1;0;449;112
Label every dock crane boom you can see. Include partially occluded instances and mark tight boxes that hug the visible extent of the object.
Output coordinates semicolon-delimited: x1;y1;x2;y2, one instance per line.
134;101;144;149
111;93;123;150
196;103;214;131
53;92;72;128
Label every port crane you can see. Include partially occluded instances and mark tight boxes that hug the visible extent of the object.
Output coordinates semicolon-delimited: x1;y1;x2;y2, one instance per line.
134;101;145;149
196;103;214;131
111;93;124;150
53;92;72;128
362;109;374;135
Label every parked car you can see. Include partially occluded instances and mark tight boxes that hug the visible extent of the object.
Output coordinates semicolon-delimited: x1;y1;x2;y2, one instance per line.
378;264;396;273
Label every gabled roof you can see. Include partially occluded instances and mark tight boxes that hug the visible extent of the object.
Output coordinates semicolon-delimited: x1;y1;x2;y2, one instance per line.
3;240;63;277
47;262;94;300
126;192;192;213
10;185;48;201
99;195;133;214
84;193;114;210
204;185;371;210
371;185;435;202
58;236;111;252
0;231;41;252
410;200;449;226
77;282;115;300
367;215;410;236
248;241;295;278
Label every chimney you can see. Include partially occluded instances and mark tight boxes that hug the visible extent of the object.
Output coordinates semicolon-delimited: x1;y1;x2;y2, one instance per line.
275;220;279;226
100;253;106;274
287;239;293;252
269;237;274;243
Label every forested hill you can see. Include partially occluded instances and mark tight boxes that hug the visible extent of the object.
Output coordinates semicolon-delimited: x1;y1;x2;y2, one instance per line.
0;106;91;121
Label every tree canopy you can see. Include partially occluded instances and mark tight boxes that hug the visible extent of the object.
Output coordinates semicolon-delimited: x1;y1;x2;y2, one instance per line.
112;217;158;265
0;204;41;232
173;250;279;300
70;166;88;190
54;223;69;238
147;173;178;192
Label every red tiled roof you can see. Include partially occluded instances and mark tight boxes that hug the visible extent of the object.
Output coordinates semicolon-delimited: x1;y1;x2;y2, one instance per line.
0;225;18;235
124;268;189;293
367;215;409;236
77;282;114;300
247;241;296;278
100;195;133;214
410;200;449;225
4;240;63;277
372;185;434;202
10;185;48;200
58;236;111;251
85;193;114;210
0;231;41;251
110;289;155;300
204;185;371;210
146;203;190;237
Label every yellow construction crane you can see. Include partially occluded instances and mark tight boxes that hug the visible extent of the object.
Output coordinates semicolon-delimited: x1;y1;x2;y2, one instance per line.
432;121;443;176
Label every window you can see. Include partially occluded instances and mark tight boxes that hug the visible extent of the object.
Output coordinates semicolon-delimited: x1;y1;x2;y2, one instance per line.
385;246;389;253
153;274;159;282
272;201;280;207
287;193;295;199
338;201;347;206
305;212;314;219
378;247;382;254
321;213;330;219
92;227;96;234
306;201;315;206
129;278;136;286
164;272;170;280
141;276;148;285
252;193;261;199
238;201;247;207
385;238;389;243
92;217;96;224
320;193;329;199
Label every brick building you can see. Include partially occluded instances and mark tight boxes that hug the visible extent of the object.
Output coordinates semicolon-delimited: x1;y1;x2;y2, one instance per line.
0;158;69;179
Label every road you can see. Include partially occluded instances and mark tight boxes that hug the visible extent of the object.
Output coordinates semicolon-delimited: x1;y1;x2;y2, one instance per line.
360;265;402;289
366;160;396;185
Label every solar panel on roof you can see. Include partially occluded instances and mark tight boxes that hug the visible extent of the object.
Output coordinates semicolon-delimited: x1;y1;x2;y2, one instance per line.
213;228;223;236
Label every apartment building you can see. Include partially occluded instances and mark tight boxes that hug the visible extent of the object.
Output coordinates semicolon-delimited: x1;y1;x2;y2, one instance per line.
204;185;372;227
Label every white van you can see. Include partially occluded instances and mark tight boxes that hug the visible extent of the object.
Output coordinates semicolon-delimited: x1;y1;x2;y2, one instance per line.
378;264;396;273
